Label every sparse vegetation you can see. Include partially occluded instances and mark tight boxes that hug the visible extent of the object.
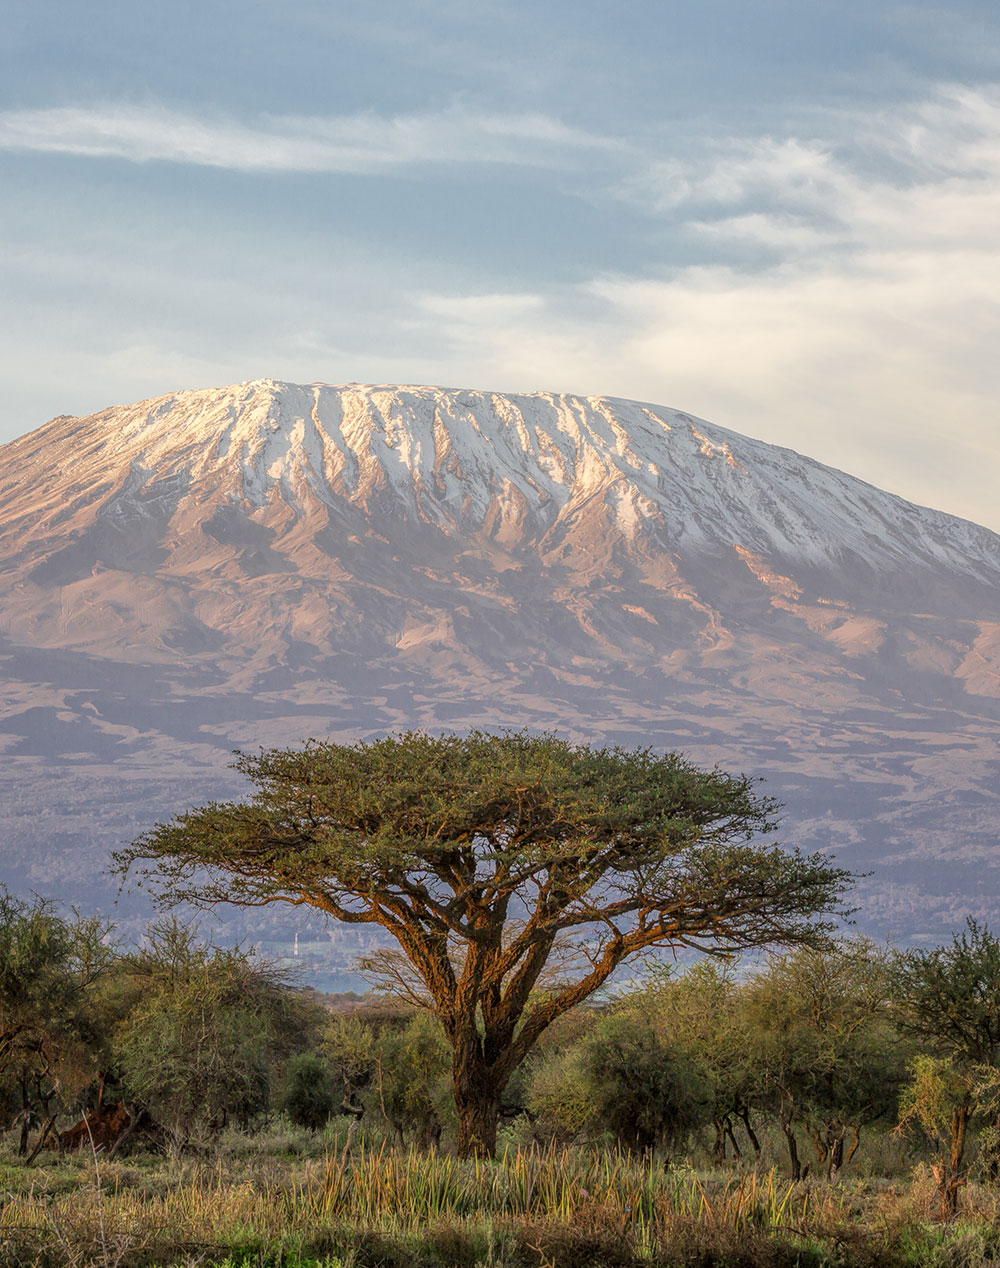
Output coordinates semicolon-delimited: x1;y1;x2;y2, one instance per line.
4;1134;1000;1267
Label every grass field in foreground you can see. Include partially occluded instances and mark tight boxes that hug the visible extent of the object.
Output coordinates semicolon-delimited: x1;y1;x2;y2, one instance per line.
2;1139;1000;1268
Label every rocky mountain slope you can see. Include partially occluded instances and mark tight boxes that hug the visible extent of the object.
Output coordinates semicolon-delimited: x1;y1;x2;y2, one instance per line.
2;380;999;945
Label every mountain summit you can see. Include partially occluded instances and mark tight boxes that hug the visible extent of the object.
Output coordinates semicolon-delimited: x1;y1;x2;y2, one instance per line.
2;381;999;941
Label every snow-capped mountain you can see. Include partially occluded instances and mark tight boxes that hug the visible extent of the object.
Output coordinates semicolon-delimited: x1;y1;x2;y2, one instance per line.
2;380;999;942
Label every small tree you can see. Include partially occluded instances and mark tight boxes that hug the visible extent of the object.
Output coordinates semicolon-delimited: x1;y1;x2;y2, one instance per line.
893;919;1000;1216
745;940;903;1180
630;962;766;1164
375;1011;453;1149
0;889;116;1160
898;1055;975;1220
585;1009;704;1153
116;731;850;1158
524;1013;598;1143
280;1054;337;1131
114;921;297;1147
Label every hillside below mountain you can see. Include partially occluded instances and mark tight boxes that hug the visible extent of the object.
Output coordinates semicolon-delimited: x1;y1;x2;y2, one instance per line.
2;380;999;947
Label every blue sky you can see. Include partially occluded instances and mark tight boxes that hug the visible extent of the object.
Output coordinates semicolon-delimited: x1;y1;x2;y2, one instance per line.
3;1;1000;528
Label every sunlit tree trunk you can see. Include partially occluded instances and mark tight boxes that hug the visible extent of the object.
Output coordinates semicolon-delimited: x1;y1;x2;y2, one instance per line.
933;1103;971;1220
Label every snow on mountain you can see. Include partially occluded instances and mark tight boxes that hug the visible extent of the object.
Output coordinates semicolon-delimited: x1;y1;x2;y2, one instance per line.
1;380;999;945
5;379;999;587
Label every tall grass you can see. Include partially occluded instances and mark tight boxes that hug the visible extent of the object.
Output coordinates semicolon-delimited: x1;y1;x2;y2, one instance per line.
303;1142;819;1235
3;1143;1000;1267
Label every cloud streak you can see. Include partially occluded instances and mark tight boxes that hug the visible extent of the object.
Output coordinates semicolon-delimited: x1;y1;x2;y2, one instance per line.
0;103;621;173
410;86;1000;527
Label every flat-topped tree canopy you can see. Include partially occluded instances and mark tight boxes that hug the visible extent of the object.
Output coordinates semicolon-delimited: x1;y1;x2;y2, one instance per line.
115;729;852;1157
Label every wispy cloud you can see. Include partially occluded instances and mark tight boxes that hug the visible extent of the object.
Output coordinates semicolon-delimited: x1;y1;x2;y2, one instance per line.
0;103;621;172
409;86;1000;528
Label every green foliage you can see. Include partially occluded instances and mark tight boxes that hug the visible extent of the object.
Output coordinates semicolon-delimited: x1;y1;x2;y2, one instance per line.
892;921;1000;1212
322;1012;377;1097
744;940;905;1176
526;1002;705;1152
525;1040;595;1141
374;1011;453;1147
626;961;765;1159
114;919;297;1142
583;1009;704;1152
899;1054;972;1147
116;731;847;962
279;1053;337;1131
0;887;116;1154
893;919;1000;1068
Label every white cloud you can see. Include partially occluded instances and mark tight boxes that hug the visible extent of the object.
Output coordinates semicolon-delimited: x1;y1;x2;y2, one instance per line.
408;86;1000;530
0;102;620;172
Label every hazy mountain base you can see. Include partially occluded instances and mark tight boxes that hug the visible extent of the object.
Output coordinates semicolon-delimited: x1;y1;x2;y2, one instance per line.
2;615;998;948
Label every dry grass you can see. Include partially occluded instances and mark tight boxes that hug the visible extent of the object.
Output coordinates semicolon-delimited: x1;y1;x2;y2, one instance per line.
2;1143;1000;1268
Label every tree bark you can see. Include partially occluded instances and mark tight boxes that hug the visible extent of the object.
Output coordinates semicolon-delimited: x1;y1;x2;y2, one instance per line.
827;1128;846;1182
783;1123;802;1181
935;1103;971;1221
17;1111;30;1158
740;1109;762;1160
451;1023;504;1159
455;1086;500;1159
25;1114;58;1166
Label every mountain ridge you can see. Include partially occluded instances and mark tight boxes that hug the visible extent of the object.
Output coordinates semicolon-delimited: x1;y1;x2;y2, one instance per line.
7;380;999;583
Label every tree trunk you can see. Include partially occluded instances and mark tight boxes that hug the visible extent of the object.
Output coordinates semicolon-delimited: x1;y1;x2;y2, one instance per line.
17;1081;30;1157
26;1114;58;1166
783;1123;802;1182
827;1128;846;1182
740;1109;762;1160
452;1035;502;1159
724;1119;742;1161
934;1103;971;1221
455;1088;500;1159
18;1110;30;1157
107;1106;139;1162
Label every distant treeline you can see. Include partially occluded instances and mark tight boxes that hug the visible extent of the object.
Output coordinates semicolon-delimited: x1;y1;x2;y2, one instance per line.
3;887;1000;1219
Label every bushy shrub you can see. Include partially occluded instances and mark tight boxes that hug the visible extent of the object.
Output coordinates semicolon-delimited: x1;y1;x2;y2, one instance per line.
280;1053;337;1131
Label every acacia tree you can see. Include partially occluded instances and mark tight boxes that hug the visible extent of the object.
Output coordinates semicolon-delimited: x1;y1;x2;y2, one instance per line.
115;730;850;1158
744;940;903;1181
893;920;1000;1217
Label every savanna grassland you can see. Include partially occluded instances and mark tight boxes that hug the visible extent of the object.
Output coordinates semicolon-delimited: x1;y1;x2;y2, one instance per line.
5;884;1000;1267
3;1125;1000;1268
